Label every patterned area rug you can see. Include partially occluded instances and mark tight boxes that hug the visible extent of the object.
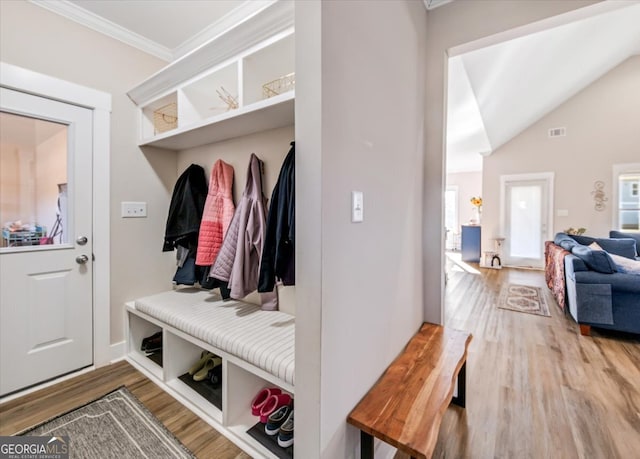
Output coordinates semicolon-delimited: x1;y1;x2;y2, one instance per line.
19;387;194;458
498;283;551;317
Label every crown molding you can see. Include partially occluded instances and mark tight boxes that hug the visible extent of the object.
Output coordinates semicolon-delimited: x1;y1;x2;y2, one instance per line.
172;0;277;60
127;0;294;106
28;0;172;61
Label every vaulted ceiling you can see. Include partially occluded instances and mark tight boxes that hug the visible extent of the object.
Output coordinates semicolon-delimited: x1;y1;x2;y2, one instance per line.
446;2;640;173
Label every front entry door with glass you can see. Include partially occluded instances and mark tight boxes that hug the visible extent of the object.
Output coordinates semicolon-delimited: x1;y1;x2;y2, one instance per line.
0;88;93;396
502;175;553;269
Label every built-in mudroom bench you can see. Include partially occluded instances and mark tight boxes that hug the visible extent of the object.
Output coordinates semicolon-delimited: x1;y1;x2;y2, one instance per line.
126;290;294;458
125;2;297;457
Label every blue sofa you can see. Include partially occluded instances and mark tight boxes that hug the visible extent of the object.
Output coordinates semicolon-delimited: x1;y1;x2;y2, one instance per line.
553;232;640;336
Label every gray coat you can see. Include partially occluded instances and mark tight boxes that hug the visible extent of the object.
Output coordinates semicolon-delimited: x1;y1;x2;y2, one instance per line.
210;154;278;310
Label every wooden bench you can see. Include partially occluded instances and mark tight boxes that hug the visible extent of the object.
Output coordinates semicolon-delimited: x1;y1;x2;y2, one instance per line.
347;322;472;459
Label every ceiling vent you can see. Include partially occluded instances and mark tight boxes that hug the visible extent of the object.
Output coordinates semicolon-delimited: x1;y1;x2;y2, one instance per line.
548;127;567;138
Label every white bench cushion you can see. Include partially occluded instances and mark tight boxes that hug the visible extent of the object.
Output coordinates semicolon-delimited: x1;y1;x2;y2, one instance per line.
134;289;295;385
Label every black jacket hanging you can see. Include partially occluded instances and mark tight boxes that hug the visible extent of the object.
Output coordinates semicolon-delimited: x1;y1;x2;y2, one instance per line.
163;164;208;252
258;142;295;291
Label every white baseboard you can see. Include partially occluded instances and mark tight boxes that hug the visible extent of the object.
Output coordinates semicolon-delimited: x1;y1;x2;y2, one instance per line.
0;342;125;405
109;340;126;363
0;366;95;405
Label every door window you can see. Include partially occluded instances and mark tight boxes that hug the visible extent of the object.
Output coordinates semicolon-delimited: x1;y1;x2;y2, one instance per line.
617;172;640;231
500;173;553;268
0;112;68;248
508;184;542;259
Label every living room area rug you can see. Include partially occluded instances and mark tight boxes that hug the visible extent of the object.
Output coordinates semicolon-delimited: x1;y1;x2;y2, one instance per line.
18;387;194;458
498;283;551;317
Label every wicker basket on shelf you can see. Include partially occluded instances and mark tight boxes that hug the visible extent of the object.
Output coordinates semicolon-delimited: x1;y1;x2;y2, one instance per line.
262;72;295;99
153;102;178;134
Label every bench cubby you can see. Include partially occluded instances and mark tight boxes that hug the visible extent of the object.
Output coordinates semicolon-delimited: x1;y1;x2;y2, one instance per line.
225;360;294;459
125;294;294;459
126;313;164;379
164;331;223;414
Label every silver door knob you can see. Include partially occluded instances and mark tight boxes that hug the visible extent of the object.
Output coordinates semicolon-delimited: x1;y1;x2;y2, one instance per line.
76;255;89;264
76;236;88;245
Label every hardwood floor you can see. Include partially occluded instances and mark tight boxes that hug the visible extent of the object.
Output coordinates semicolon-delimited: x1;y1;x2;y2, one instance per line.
0;361;250;459
407;255;640;459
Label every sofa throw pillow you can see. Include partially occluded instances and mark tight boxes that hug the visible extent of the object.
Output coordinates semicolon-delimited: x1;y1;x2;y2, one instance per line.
591;242;640;275
572;244;617;274
569;234;597;246
595;237;637;260
609;230;640;257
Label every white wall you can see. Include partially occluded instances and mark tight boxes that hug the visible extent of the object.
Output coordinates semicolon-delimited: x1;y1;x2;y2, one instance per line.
0;130;66;236
425;0;599;323
35;130;66;240
295;1;428;457
0;145;21;224
0;1;171;344
447;171;483;231
178;126;294;210
481;56;640;250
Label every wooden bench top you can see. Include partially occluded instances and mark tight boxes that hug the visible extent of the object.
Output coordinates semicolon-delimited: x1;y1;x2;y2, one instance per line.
347;322;472;459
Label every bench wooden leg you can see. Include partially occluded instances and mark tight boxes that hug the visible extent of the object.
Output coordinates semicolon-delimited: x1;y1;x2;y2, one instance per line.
451;361;466;408
579;324;591;336
361;431;374;459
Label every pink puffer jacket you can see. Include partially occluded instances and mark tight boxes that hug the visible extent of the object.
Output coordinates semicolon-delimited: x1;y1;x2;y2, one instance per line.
195;160;235;266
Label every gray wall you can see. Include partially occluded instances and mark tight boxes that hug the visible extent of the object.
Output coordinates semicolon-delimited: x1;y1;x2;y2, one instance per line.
296;1;427;457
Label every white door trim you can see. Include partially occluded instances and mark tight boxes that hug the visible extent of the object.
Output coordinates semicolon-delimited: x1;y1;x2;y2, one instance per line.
1;62;112;368
499;172;554;266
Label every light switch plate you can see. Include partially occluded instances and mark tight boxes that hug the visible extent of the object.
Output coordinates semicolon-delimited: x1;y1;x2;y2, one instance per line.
556;209;569;217
352;191;364;223
121;201;147;218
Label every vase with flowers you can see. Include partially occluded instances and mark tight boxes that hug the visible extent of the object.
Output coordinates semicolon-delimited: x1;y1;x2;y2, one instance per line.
470;196;483;225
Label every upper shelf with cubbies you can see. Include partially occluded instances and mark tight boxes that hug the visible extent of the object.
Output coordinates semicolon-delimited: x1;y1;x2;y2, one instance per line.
137;30;295;151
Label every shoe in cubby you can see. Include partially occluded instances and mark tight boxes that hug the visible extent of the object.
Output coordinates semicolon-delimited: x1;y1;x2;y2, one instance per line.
277;410;294;448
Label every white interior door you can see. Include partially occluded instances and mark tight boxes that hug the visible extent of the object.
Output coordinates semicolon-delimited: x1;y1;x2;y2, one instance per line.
501;174;553;268
0;88;93;396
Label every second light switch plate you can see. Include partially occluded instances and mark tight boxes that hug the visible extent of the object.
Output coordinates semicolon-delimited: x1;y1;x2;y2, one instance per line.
352;191;364;223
